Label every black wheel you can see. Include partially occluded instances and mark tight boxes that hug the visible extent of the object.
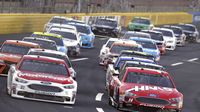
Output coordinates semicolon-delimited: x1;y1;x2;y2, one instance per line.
114;89;123;110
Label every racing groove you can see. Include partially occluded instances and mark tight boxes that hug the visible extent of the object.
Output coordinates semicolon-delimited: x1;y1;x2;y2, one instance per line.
0;34;200;112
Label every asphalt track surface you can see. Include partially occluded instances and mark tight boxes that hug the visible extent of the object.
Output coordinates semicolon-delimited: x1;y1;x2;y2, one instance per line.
0;33;200;112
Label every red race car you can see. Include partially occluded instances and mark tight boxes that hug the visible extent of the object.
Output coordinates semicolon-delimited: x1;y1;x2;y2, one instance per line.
108;67;183;112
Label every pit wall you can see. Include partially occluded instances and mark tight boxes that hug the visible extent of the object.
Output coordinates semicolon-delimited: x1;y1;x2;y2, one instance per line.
0;12;192;34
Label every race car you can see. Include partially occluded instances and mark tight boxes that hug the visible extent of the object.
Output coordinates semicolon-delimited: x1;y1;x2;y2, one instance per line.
153;27;177;51
162;25;186;46
7;55;77;105
128;17;154;31
44;16;73;32
141;30;166;55
99;38;122;65
23;37;57;50
31;32;68;54
91;18;120;37
69;22;95;48
27;49;76;80
108;67;183;112
99;40;143;68
176;23;199;43
106;56;156;90
49;28;80;56
46;24;77;33
129;37;160;61
122;31;151;39
0;40;40;75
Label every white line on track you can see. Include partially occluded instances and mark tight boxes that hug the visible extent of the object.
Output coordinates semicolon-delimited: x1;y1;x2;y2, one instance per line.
63;106;73;109
71;58;88;62
95;93;104;101
171;62;184;66
96;108;104;112
187;58;199;62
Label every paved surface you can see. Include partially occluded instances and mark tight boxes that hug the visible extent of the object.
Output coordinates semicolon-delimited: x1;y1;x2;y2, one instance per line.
0;33;200;112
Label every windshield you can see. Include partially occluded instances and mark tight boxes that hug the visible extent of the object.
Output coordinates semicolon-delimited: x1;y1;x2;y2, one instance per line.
1;44;31;55
23;39;57;50
110;45;141;54
124;33;150;39
132;18;150;25
50;30;77;40
154;29;173;37
169;27;182;34
147;32;164;41
134;40;157;49
106;41;115;48
28;52;72;67
73;25;90;34
125;72;174;88
178;25;196;32
49;18;68;24
95;19;117;27
31;34;64;46
19;59;68;76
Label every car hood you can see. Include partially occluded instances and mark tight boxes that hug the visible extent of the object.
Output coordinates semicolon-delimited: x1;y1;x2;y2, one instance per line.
163;36;175;41
0;53;22;63
183;30;194;34
79;33;92;40
123;83;180;99
63;39;78;47
18;72;73;84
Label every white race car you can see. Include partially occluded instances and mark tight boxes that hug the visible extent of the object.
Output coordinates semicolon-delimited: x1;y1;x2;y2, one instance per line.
7;55;77;104
27;48;77;80
49;28;81;56
153;27;176;50
99;38;122;65
44;16;73;32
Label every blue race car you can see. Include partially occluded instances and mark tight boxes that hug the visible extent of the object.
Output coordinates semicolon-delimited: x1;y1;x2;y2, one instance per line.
69;23;95;48
129;37;160;61
31;32;68;54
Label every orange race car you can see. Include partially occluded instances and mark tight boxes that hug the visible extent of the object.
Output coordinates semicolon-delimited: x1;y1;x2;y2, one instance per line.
0;40;40;75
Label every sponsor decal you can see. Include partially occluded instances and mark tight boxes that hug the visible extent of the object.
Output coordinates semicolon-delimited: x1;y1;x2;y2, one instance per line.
149;94;157;98
140;103;164;108
127;85;173;92
35;91;56;96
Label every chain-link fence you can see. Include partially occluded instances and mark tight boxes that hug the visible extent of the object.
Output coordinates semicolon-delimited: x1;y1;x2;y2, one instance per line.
0;0;200;13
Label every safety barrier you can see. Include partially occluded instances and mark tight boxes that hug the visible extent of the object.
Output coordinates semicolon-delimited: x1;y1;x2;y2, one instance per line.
0;13;192;34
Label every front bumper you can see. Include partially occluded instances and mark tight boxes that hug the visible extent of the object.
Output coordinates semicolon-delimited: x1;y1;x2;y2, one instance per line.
165;42;176;50
80;40;94;48
11;80;77;104
120;96;182;112
67;46;80;56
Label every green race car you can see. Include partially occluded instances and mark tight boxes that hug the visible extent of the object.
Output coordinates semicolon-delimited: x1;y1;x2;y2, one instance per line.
128;17;154;31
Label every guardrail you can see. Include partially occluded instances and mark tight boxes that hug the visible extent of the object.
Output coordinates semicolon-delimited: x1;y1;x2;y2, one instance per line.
0;12;192;34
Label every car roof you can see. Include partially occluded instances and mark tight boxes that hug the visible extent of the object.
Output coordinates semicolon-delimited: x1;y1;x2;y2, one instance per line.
4;40;40;47
23;37;56;43
50;28;77;34
52;16;73;20
126;31;150;36
112;40;138;47
50;24;76;29
162;25;182;30
134;17;150;20
130;37;154;42
153;27;173;32
142;30;162;34
33;32;62;38
29;48;66;56
178;23;195;27
126;67;167;76
22;55;66;64
124;61;163;68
